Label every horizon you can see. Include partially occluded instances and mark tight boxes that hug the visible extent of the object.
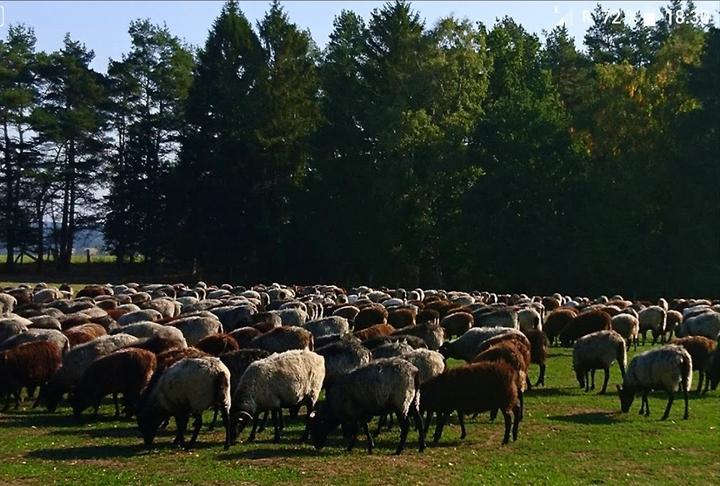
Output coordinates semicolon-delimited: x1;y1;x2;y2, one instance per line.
0;1;718;73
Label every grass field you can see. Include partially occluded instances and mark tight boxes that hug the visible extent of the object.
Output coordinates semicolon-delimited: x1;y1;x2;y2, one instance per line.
1;347;718;485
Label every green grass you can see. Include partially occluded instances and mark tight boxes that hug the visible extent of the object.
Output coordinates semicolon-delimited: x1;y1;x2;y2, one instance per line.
1;348;719;485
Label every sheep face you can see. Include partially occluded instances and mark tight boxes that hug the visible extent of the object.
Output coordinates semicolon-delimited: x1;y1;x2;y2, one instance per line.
308;407;340;450
228;410;253;446
137;407;167;446
39;376;64;413
617;385;635;412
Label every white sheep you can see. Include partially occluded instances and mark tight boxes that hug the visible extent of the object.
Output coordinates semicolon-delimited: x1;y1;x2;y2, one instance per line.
0;293;17;315
611;314;640;350
518;308;542;333
638;306;667;345
115;321;187;346
228;349;325;445
170;314;222;346
677;312;720;340
617;344;692;420
304;316;350;338
572;330;627;393
400;348;446;385
138;356;231;449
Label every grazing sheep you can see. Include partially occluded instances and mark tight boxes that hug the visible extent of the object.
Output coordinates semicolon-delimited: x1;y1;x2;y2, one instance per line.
354;306;389;331
611;314;640;350
706;349;720;391
474;309;519;329
0;341;62;410
155;347;210;374
355;323;395;342
671;336;717;393
387;308;416;328
70;348;157;418
665;310;683;340
472;340;528;419
196;334;240;356
117;309;163;326
115;321;186;344
27;315;62;331
275;308;308;327
522;329;549;387
250;326;313;353
420;360;521;445
0;293;17;315
638;306;668;345
211;305;256;332
400;349;446;385
560;310;612;346
572;330;627;394
138;356;231;449
42;333;139;412
332;305;360;322
219;349;272;395
304;316;350;338
124;335;187;355
228;350;325;445
0;317;29;344
393;322;444;350
441;312;473;338
309;358;425;455
439;327;523;362
170;315;223;346
372;341;414;359
518;308;542;333
617;345;692;420
316;338;372;386
544;309;576;345
677;312;720;340
363;334;427;350
228;327;263;348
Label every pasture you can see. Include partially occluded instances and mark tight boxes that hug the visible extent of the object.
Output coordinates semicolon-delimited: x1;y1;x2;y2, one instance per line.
1;347;718;485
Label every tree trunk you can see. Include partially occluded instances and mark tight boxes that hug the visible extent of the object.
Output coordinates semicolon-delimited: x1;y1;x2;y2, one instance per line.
2;119;16;272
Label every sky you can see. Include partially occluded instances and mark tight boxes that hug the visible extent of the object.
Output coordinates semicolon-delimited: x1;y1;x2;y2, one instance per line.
0;1;718;72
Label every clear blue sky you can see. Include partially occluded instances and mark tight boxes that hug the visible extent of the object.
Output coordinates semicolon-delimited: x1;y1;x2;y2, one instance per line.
1;1;718;72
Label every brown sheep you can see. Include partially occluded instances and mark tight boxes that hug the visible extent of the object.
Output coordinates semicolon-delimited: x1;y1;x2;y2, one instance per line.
353;306;388;331
666;310;683;340
124;335;186;355
155;347;210;375
542;297;561;313
472;340;528;420
387;308;416;328
251;312;282;333
672;336;717;393
416;309;440;324
228;327;263;348
70;348;157;418
0;341;62;410
544;308;576;345
249;326;313;353
420;361;521;445
76;285;112;299
196;334;241;356
441;312;474;338
354;323;396;342
560;310;611;346
523;329;549;387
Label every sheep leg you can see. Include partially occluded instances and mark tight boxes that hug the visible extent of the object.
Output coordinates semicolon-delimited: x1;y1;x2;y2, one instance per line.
534;364;546;387
432;411;449;444
221;406;231;450
409;406;425;452
248;416;260;442
27;385;36;399
600;367;610;394
278;409;285;430
395;414;410;455
373;414;386;438
362;422;374;453
208;407;219;430
501;410;512;445
661;391;674;420
173;414;189;447
489;408;498;421
257;411;269;433
112;393;120;418
525;374;533;391
511;404;521;442
345;427;358;451
458;412;467;440
519;390;524;420
271;409;281;443
642;391;650;417
696;372;704;394
300;397;313;443
423;411;433;435
682;383;689;420
584;372;590;392
187;414;203;448
14;389;21;409
590;369;596;391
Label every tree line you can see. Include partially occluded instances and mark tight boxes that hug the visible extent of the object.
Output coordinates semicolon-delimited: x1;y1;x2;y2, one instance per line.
0;0;717;296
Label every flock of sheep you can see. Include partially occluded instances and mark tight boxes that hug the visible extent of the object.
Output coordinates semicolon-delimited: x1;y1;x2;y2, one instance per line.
0;282;718;455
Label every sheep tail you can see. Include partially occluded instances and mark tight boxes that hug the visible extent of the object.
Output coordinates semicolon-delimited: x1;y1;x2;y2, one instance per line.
680;352;693;392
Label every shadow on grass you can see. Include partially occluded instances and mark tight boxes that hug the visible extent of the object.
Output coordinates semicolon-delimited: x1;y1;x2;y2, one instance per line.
525;387;581;398
548;411;618;425
217;446;322;460
0;412;80;428
26;443;147;460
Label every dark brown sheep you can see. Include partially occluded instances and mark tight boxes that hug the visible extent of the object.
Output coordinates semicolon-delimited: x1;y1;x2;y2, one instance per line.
228;327;263;348
672;336;717;392
196;334;241;356
354;323;396;342
541;297;561;313
420;361;521;445
523;329;549;387
0;341;62;410
155;347;211;374
353;306;388;331
76;285;112;299
70;348;157;418
440;312;474;338
416;308;440;324
472;340;528;418
220;348;272;395
387;308;416;328
560;310;611;346
544;308;577;345
251;312;282;333
124;335;186;355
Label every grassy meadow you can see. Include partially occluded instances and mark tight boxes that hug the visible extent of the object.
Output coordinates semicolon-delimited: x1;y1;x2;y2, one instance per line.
0;346;718;485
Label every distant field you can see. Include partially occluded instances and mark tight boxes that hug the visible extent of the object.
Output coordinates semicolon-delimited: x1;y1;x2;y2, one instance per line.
0;348;718;485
